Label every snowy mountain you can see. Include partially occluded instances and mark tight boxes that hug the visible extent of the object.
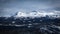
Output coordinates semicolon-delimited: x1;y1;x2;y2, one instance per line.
14;11;60;18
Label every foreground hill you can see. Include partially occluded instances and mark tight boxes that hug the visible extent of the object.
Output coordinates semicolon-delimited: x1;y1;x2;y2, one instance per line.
0;16;60;34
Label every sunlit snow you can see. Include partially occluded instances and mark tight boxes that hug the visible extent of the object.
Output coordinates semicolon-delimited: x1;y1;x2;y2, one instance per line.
15;11;60;18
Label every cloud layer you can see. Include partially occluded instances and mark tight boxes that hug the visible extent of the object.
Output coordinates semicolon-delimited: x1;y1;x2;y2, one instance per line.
0;0;60;17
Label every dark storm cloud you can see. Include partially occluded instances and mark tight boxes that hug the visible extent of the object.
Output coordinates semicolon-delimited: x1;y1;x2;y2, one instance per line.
0;0;60;17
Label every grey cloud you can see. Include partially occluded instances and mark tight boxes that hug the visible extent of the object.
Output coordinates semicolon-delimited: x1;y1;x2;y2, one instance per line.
0;0;60;16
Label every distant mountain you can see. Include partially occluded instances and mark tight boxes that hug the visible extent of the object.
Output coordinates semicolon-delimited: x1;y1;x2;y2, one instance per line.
13;11;60;18
0;10;58;19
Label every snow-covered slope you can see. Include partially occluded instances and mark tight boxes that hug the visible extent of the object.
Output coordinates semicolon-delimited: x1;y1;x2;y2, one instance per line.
14;11;60;18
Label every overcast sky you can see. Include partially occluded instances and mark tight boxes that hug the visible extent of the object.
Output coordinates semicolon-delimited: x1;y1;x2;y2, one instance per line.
0;0;60;17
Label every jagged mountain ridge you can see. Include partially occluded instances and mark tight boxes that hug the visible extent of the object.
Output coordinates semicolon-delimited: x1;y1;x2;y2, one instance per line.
13;11;60;18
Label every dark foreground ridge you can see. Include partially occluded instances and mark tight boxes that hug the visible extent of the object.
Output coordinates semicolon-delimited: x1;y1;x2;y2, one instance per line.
0;17;60;34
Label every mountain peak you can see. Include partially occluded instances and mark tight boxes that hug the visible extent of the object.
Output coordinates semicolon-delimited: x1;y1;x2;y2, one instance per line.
13;11;60;18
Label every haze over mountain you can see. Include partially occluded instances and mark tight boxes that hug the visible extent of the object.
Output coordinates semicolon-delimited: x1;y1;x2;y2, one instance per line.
0;0;60;17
